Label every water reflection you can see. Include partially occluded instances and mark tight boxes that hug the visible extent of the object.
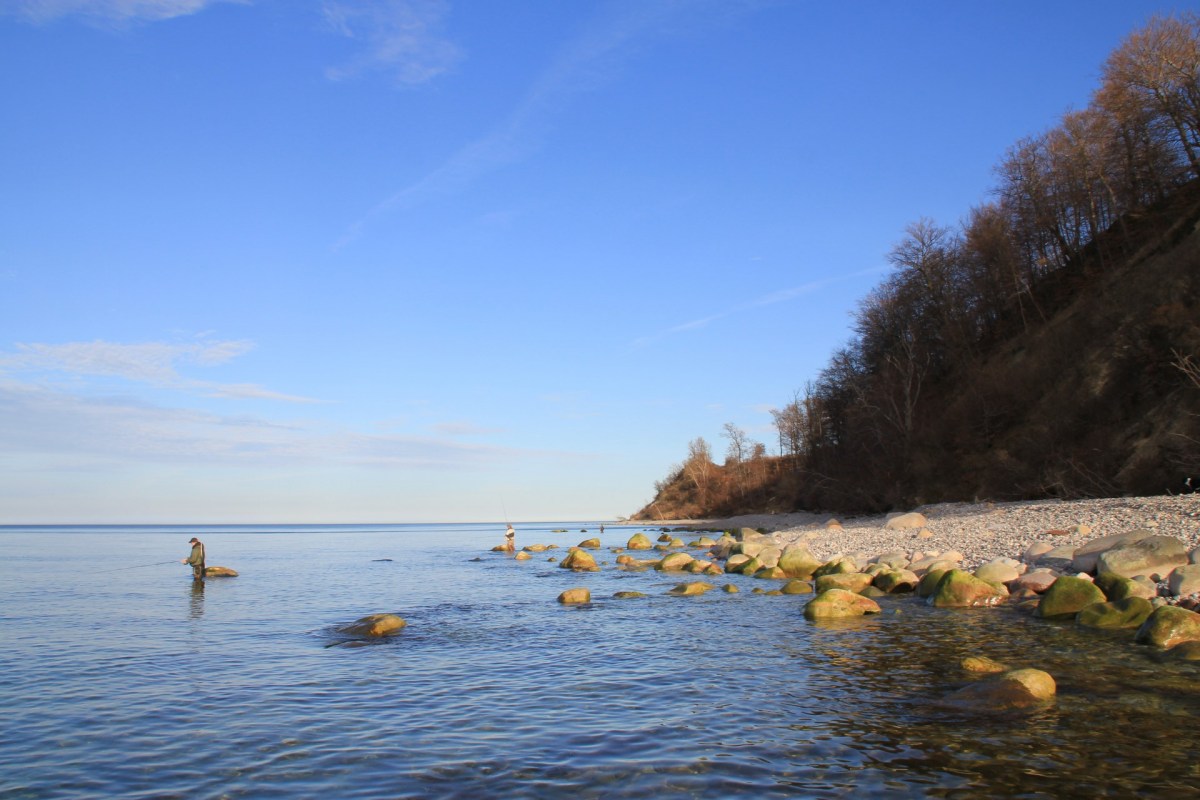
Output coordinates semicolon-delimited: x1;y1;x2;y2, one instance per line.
188;579;204;619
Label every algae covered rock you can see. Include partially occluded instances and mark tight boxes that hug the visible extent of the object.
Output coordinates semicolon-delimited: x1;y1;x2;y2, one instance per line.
781;579;813;595
1093;572;1156;601
1135;605;1200;649
873;569;919;594
815;572;873;594
942;668;1056;712
777;544;822;579
916;568;949;598
657;552;695;571
558;588;591;604
1036;576;1106;619
928;569;1006;608
753;566;788;580
560;549;600;572
812;557;857;579
626;533;653;550
612;591;646;600
1076;597;1154;630
725;554;753;574
802;588;881;620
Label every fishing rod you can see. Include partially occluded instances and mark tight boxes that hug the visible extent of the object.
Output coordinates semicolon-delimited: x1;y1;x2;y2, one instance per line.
99;560;178;574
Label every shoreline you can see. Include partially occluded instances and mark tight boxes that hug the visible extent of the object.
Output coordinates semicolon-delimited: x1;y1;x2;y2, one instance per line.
637;494;1200;572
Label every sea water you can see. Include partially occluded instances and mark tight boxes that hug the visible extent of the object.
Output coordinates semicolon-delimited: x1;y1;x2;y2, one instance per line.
1;523;1197;799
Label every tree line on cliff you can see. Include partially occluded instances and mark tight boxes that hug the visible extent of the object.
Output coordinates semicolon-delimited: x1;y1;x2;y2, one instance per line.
636;14;1200;520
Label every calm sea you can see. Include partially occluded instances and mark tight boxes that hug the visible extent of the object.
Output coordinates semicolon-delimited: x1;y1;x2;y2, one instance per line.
1;523;1197;799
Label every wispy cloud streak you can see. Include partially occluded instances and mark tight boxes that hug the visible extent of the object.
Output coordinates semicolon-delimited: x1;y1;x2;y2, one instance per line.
322;0;461;86
6;0;245;25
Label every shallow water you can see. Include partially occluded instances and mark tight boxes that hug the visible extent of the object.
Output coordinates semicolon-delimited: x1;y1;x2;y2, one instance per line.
1;524;1197;799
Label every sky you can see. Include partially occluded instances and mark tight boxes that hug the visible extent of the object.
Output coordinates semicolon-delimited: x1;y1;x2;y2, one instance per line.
0;0;1187;523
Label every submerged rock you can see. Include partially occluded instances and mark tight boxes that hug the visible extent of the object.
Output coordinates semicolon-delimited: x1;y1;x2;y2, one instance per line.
780;579;813;595
667;581;716;596
928;570;1006;608
559;549;600;572
626;533;653;550
1076;597;1154;630
337;613;407;638
961;655;1008;674
942;668;1056;712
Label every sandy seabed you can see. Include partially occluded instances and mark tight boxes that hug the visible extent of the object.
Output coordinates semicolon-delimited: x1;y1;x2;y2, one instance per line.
662;494;1200;571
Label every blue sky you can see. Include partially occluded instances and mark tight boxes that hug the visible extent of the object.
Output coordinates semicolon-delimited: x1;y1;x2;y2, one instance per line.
0;0;1184;523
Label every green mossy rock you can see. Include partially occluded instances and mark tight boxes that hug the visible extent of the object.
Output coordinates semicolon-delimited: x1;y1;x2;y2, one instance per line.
1093;572;1156;601
559;549;600;572
1135;605;1200;649
780;579;813;595
802;588;881;620
626;533;653;550
777;544;822;579
725;554;753;573
815;572;874;594
1076;597;1154;629
812;558;858;579
577;538;601;549
1036;576;1106;619
753;566;788;580
657;552;695;571
873;568;919;594
612;591;646;600
738;557;763;576
916;568;949;598
928;569;1006;608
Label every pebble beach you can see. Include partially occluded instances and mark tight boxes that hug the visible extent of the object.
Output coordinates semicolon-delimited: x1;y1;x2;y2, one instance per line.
674;494;1200;595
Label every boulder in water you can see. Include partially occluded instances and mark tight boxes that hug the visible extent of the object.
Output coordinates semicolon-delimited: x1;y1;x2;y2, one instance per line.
204;566;238;577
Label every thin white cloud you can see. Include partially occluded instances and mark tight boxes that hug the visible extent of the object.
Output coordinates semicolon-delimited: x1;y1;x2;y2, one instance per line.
322;0;461;86
334;0;731;248
632;267;889;347
7;0;245;24
432;420;502;436
0;338;320;404
0;381;535;470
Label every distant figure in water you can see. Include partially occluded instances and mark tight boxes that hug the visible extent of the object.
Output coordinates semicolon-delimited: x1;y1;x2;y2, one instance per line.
599;524;605;534
504;524;515;552
182;537;206;581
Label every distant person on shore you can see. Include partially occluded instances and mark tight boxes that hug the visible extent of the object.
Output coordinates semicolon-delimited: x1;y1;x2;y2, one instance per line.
504;524;515;552
181;537;205;581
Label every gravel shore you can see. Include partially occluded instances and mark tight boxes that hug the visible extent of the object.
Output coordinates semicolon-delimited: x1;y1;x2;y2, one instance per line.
675;494;1200;571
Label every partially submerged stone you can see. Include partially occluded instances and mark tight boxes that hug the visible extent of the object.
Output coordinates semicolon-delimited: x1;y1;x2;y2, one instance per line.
1135;606;1200;649
803;588;881;620
626;533;653;550
558;588;591;604
612;591;646;600
576;538;601;550
815;572;873;594
338;613;406;638
873;568;919;594
928;570;1006;608
961;655;1007;674
559;549;600;572
657;552;695;571
667;581;716;596
1076;597;1154;630
1036;576;1106;619
204;566;238;577
781;579;813;595
777;544;822;579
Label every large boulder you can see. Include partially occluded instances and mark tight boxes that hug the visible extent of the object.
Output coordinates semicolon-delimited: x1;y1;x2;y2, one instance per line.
873;568;919;594
916;568;950;598
802;588;881;620
928;569;1006;608
1095;535;1189;580
1071;529;1156;574
974;559;1022;585
626;533;653;550
1076;597;1154;630
812;557;858;579
1093;571;1156;601
559;549;600;572
576;538;601;550
756;546;783;569
1036;576;1106;619
337;613;407;638
733;541;766;558
557;588;591;604
885;512;927;531
815;572;874;594
1135;606;1200;649
781;579;813;595
777;545;822;579
941;669;1056;712
656;552;695;571
204;566;238;577
725;554;754;573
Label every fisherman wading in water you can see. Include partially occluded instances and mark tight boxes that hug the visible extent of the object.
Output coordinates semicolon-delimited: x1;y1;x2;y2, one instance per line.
504;524;515;552
182;537;206;582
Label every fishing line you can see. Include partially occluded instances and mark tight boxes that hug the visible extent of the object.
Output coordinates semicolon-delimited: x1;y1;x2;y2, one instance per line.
99;560;178;573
